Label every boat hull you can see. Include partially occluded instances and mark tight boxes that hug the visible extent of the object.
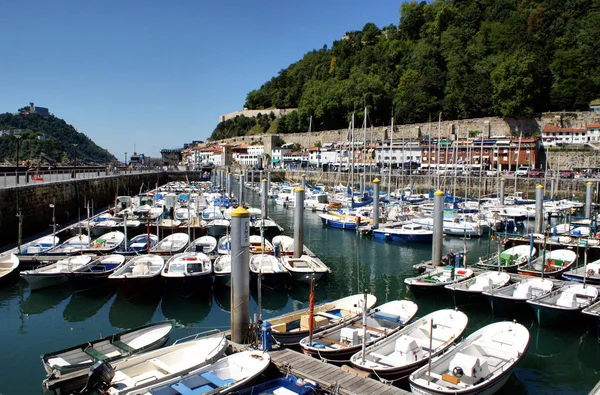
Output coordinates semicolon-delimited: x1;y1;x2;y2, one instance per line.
529;303;582;327
23;273;70;291
213;273;231;287
410;364;514;395
289;270;326;284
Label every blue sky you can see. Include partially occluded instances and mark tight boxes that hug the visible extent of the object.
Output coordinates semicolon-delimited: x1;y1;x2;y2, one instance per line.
0;1;402;159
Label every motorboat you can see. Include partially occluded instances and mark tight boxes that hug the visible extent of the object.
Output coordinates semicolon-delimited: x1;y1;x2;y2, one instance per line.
186;235;218;254
317;212;368;230
279;255;331;283
45;235;91;255
409;321;529;395
299;300;419;362
216;235;231;255
483;277;554;316
0;253;20;285
349;309;468;381
105;331;228;394
161;252;212;294
249;235;274;255
445;271;511;306
234;375;318;395
70;254;126;291
249;254;290;288
150;233;190;255
272;235;294;256
517;249;577;278
127;234;159;253
213;255;232;287
108;254;165;297
562;258;600;284
82;231;125;254
17;235;60;255
41;320;175;378
128;350;270;395
405;266;474;296
476;244;536;272
269;293;377;346
372;223;433;243
527;283;599;326
21;255;92;291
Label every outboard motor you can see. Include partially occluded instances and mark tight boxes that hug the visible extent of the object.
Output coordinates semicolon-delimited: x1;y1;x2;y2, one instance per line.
79;360;115;394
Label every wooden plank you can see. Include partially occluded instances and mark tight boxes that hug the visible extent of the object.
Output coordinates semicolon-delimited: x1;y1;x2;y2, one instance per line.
352;322;387;334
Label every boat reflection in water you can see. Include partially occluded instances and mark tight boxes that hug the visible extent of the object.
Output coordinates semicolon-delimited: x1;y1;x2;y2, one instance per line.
63;287;116;323
250;284;288;313
20;283;72;316
287;281;327;310
212;282;231;313
109;290;162;329
161;290;212;325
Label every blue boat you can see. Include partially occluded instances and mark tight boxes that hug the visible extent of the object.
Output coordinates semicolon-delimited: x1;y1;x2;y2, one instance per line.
372;224;433;243
233;375;318;395
317;212;368;230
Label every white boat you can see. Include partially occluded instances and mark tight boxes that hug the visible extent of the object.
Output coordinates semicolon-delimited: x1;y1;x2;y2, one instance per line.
186;235;218;254
562;258;600;284
372;223;433;243
0;253;20;285
517;249;577;278
128;350;270;395
409;321;529;395
299;300;419;362
150;233;190;255
279;255;331;283
476;245;536;272
445;271;511;306
249;235;274;254
270;293;377;346
161;252;212;293
249;254;290;287
213;255;232;287
41;320;175;377
216;235;231;255
109;254;165;297
128;234;159;253
275;186;296;207
350;309;468;381
412;217;483;237
483;277;554;316
21;255;92;291
405;266;474;296
18;235;60;255
527;283;599;326
106;332;228;395
46;234;91;255
272;235;294;255
83;231;125;253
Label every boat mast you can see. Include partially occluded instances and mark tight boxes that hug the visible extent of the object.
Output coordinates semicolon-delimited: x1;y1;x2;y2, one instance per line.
436;112;442;190
388;116;393;197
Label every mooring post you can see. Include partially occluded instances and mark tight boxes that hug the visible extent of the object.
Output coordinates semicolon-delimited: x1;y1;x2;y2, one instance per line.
373;178;380;229
535;184;544;234
239;172;244;205
586;181;593;219
499;178;505;207
230;206;250;344
293;187;305;258
433;190;444;266
261;178;268;219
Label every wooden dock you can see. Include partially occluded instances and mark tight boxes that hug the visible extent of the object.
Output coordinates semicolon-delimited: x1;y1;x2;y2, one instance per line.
269;348;410;395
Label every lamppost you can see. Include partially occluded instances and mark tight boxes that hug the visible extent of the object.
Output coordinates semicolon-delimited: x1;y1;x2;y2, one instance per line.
72;144;78;178
125;152;128;173
14;134;22;184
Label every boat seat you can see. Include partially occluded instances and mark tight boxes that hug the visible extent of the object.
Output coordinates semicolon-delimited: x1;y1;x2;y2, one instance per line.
84;347;107;361
170;382;213;395
317;311;341;320
47;356;70;367
374;311;403;323
200;372;234;387
112;340;135;353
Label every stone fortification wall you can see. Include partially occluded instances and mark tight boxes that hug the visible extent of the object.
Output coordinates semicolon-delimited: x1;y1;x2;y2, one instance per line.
0;171;201;247
216;111;600;150
220;108;297;122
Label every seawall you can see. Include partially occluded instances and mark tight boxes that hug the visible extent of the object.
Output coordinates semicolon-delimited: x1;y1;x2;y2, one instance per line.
0;171;201;247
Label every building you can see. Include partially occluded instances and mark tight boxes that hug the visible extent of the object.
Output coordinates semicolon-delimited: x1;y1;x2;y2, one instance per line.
160;149;182;166
542;125;588;146
128;152;146;167
20;102;50;116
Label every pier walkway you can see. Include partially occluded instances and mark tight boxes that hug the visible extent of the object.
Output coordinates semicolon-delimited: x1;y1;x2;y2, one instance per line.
269;348;410;395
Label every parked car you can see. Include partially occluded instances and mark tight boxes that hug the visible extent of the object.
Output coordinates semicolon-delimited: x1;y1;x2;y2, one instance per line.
559;170;574;178
528;169;545;177
516;166;529;176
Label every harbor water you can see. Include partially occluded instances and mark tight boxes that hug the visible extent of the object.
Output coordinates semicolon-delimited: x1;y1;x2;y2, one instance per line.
1;189;600;394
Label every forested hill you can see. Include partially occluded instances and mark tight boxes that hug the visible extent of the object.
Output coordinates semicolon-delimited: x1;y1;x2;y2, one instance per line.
210;0;600;140
0;113;116;164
